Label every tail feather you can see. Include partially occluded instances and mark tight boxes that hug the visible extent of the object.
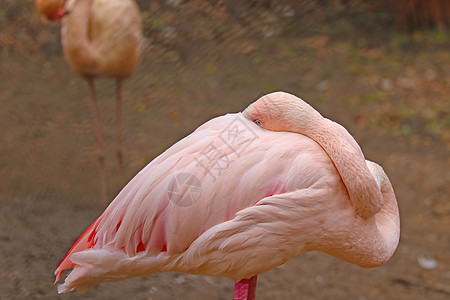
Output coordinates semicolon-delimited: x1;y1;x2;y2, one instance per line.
56;249;175;293
54;215;103;283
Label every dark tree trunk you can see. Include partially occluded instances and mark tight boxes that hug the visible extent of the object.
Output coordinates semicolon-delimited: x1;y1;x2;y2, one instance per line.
384;0;450;31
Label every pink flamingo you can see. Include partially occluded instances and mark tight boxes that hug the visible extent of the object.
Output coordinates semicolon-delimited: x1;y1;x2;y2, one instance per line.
35;0;143;204
54;92;400;299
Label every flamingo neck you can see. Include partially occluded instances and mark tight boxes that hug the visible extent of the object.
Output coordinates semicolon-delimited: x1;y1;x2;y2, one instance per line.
372;163;400;260
301;114;383;218
63;0;93;38
62;0;100;77
331;165;400;267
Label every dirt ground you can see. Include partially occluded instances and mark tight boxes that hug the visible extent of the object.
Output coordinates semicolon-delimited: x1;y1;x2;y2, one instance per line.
0;1;449;299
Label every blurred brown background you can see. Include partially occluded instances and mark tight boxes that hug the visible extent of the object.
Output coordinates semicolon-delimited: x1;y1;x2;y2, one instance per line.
0;0;449;299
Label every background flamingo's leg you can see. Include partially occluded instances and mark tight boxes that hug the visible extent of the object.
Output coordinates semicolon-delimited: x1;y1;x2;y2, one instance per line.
86;78;107;206
115;78;125;184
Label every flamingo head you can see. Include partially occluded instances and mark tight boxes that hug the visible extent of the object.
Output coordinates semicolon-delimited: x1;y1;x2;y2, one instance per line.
35;0;67;21
243;91;322;134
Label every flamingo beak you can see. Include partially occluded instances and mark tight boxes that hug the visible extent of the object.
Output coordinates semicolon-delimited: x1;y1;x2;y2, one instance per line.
49;8;69;21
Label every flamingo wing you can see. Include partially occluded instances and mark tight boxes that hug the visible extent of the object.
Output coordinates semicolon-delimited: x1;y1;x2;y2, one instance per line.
55;113;348;291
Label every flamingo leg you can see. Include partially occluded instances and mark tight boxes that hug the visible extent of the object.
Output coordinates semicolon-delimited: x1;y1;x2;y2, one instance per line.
234;275;257;300
86;78;108;206
115;78;125;184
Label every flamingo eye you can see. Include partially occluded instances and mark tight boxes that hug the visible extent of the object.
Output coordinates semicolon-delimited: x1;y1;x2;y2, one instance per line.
253;119;262;126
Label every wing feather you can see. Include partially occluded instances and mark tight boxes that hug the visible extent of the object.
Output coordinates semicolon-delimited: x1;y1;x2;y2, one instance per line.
55;113;341;289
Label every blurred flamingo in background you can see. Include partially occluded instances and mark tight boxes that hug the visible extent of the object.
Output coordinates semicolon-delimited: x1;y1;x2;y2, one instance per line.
54;92;400;300
35;0;143;205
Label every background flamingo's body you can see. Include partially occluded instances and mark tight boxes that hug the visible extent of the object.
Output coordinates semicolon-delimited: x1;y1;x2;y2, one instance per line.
55;92;400;295
36;0;143;204
61;0;142;79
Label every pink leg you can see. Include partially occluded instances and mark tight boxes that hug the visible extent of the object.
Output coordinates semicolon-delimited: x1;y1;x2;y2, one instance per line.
234;275;257;300
115;78;125;183
86;78;108;206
